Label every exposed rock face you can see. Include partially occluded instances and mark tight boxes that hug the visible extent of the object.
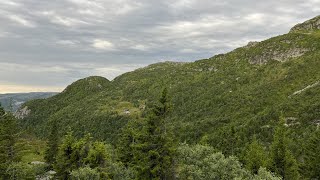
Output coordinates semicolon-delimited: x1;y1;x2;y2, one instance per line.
290;16;320;32
249;48;309;64
15;106;31;119
31;161;46;165
245;41;259;48
314;120;320;129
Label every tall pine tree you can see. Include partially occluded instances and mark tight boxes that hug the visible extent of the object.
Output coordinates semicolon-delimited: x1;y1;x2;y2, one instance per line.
269;118;300;180
0;103;5;116
118;88;176;179
243;136;267;174
44;120;60;167
0;104;21;178
54;130;75;179
304;129;320;179
137;88;175;179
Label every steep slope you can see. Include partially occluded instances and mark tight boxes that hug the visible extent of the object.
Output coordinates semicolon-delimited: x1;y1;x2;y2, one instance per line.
20;17;320;157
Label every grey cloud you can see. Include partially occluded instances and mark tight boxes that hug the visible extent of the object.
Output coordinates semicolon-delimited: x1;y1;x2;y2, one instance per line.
0;0;319;92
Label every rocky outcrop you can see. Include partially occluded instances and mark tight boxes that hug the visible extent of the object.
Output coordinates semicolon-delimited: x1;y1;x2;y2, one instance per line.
249;48;309;64
284;117;300;127
290;16;320;32
14;106;31;119
31;161;46;165
245;41;259;49
314;120;320;129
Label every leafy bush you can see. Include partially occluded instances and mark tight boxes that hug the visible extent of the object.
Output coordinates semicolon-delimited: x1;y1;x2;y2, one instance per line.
6;162;35;180
70;166;100;180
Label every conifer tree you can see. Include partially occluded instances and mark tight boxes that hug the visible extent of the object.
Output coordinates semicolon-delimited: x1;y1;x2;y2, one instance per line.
117;119;140;167
304;129;320;179
54;130;76;179
0;106;21;178
269;118;299;180
54;132;103;179
135;88;175;179
118;88;176;179
44;120;60;167
0;103;5;116
244;136;267;174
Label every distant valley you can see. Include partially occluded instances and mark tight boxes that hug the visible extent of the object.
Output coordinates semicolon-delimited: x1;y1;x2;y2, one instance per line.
0;92;58;112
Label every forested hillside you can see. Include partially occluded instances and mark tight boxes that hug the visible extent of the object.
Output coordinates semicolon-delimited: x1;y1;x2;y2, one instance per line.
2;16;320;179
21;16;320;148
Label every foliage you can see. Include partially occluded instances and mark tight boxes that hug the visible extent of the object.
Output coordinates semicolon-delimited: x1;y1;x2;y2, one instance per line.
176;144;281;180
44;119;60;166
0;103;5;116
0;110;23;178
5;162;35;180
70;166;100;180
53;130;132;179
21;29;320;152
16;20;320;179
269;119;300;179
176;144;250;179
54;130;76;179
32;163;49;179
254;167;282;180
304;129;320;179
7;162;49;180
243;136;268;174
117;88;176;179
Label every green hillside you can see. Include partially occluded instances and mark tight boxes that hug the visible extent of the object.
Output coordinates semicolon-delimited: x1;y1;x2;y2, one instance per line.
18;16;320;173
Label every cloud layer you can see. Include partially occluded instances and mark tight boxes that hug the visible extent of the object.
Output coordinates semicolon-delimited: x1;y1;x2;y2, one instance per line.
0;0;319;93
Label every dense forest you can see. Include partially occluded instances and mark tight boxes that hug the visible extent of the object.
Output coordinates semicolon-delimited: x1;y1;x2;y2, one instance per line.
1;16;320;179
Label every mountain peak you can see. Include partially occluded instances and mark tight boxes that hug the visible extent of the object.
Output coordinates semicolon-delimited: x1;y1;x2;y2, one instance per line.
61;76;110;95
290;15;320;32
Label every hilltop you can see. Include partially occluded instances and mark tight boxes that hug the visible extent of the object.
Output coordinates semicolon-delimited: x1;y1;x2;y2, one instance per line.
290;15;320;32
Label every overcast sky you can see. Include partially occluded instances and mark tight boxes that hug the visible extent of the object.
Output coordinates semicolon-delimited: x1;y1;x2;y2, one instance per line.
0;0;319;93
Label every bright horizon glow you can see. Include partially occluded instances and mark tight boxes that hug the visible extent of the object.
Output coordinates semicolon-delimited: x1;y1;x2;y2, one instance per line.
0;84;62;94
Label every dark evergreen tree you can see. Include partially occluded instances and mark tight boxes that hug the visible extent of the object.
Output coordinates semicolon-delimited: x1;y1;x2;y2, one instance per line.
118;88;176;179
54;130;75;179
44;120;60;167
70;133;92;169
0;103;5;116
269;118;300;180
304;129;320;179
243;136;267;174
117;119;140;167
135;88;175;179
54;132;109;179
0;108;21;178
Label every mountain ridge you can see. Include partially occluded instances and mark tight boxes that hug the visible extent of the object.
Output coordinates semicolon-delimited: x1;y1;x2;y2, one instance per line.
18;16;320;159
